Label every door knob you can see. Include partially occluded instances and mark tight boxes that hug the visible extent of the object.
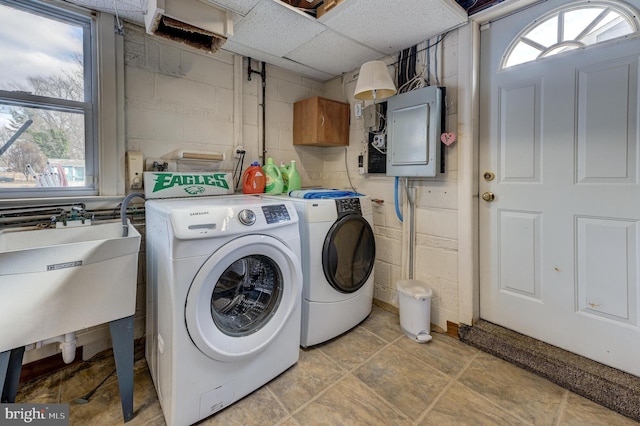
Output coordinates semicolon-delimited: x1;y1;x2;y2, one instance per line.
482;192;495;202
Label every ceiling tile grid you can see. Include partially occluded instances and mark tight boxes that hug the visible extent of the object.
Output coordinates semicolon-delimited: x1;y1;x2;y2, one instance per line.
320;0;468;54
285;29;384;76
63;0;469;81
222;39;334;81
66;0;146;23
230;0;326;57
199;0;262;16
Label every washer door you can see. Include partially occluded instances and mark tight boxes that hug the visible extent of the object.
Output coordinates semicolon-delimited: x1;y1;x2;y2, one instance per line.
185;234;302;362
322;214;376;293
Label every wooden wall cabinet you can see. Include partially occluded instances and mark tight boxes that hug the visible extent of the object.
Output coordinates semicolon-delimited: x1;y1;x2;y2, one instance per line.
293;96;350;147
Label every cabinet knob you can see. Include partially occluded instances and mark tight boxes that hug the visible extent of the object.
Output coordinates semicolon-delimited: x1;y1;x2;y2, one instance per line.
320;115;325;126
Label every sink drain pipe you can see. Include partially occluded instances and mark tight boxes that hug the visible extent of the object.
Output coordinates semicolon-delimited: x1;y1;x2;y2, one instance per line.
25;332;77;364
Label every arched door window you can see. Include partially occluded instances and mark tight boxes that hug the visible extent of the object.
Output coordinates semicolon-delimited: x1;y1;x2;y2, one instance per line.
502;1;640;69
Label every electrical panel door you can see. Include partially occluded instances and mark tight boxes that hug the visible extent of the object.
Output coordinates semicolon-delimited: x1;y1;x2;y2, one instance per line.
386;86;443;177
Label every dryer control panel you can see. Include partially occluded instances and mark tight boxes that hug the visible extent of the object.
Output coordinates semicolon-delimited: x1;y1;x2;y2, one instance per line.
335;198;362;216
262;204;291;224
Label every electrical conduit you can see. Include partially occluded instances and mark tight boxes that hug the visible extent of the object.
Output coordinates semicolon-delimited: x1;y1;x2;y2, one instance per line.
404;178;415;280
394;176;403;222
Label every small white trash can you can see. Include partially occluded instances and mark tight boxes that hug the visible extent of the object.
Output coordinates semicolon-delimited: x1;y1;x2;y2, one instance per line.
396;279;433;343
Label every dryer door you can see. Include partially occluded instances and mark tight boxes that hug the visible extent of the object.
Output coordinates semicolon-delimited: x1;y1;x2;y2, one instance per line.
322;214;376;293
185;234;302;362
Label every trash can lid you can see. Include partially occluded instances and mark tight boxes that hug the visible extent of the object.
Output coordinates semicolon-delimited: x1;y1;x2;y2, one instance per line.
396;279;433;299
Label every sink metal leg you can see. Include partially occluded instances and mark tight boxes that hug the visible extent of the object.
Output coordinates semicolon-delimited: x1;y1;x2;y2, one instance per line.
110;316;134;422
1;347;24;403
0;351;9;402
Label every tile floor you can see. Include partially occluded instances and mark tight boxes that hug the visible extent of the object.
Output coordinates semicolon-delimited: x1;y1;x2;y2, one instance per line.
14;305;639;425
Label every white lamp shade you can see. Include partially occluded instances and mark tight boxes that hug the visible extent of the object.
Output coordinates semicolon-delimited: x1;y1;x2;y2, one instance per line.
353;60;397;100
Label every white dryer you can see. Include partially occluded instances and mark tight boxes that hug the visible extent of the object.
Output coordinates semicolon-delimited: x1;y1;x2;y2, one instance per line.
145;195;302;426
278;195;376;347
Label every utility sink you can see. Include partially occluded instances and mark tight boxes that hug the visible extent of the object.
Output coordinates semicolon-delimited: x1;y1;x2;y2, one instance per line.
0;220;141;353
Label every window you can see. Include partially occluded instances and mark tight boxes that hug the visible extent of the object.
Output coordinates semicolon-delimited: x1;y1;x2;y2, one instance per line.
0;0;97;197
502;1;640;69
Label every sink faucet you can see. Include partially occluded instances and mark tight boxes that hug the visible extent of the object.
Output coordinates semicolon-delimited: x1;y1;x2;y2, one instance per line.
71;206;86;224
59;209;67;226
121;192;145;237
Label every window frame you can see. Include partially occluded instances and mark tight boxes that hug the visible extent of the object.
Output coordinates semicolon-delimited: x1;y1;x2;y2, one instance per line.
501;0;640;70
0;0;118;200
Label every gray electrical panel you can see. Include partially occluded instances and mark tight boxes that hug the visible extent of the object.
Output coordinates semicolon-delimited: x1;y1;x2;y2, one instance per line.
386;86;443;177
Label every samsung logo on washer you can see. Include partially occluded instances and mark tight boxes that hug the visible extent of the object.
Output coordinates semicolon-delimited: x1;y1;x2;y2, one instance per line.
190;211;209;216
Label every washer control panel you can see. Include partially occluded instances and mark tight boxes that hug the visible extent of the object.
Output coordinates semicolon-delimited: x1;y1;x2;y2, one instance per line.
261;204;291;224
335;198;362;216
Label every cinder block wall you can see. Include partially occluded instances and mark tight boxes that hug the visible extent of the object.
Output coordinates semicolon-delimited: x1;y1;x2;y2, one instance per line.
321;31;462;331
23;23;464;364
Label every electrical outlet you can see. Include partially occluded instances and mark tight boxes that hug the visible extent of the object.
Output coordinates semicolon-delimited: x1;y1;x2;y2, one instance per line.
372;134;385;148
145;159;176;171
234;145;245;158
354;102;363;119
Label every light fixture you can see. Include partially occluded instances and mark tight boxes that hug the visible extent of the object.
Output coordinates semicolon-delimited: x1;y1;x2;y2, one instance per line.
353;60;397;101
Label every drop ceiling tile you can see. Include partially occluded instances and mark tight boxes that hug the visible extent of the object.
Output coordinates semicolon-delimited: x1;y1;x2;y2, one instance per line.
223;40;333;81
200;0;262;16
321;0;467;54
286;30;383;76
65;0;146;23
229;0;325;57
60;0;472;81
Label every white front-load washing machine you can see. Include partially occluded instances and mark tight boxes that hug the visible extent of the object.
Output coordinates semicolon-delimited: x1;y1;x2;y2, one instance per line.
270;194;376;347
145;195;302;426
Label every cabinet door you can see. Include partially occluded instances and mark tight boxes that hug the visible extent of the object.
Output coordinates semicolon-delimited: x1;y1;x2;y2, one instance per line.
317;98;349;146
294;97;349;147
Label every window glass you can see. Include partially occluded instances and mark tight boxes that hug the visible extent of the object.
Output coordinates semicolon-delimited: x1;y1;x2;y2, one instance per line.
564;8;602;40
0;5;84;100
527;16;558;46
502;2;639;69
505;42;541;68
589;11;631;42
0;105;85;187
0;0;95;196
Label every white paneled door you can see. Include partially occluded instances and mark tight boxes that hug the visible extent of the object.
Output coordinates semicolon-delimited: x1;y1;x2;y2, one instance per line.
479;0;640;376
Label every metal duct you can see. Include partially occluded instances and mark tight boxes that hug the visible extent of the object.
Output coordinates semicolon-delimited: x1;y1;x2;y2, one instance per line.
145;0;233;53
